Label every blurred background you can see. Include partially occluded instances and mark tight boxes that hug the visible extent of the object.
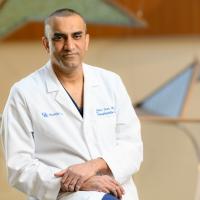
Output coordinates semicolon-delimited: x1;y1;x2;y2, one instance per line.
0;0;200;200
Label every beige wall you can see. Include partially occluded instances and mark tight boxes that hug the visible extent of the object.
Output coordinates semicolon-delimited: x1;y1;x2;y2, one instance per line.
0;37;200;200
1;37;200;113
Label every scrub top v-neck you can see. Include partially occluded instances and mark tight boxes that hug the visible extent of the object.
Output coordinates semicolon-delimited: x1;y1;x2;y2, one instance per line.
64;88;84;117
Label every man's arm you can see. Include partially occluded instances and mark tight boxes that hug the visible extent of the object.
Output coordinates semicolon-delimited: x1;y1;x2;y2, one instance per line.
55;159;124;199
54;158;112;191
101;75;143;184
1;85;61;200
80;175;124;199
54;75;143;194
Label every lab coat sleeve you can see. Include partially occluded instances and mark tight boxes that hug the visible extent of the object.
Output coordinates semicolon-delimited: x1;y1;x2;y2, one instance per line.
1;85;61;200
102;76;143;184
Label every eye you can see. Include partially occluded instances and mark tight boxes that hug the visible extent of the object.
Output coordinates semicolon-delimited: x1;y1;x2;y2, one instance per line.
52;33;64;41
73;32;82;40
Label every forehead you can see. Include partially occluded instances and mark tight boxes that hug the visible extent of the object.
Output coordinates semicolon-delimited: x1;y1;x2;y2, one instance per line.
47;15;86;34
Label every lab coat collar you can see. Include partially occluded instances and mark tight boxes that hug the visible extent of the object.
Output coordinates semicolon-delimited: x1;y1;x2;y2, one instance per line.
43;61;100;121
44;61;100;93
44;61;62;93
83;63;100;87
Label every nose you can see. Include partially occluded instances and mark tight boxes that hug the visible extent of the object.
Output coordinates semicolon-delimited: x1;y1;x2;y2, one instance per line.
64;37;74;51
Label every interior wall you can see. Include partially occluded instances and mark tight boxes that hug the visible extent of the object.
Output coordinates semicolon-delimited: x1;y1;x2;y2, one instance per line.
0;37;200;200
1;37;200;114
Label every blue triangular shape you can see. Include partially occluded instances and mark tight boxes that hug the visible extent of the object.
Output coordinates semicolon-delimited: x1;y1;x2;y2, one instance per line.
137;64;195;117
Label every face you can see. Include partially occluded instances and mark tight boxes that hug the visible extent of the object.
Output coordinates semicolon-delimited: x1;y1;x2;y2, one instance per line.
42;14;89;74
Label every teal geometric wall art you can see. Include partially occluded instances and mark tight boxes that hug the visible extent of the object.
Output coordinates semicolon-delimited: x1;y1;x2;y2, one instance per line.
0;0;147;38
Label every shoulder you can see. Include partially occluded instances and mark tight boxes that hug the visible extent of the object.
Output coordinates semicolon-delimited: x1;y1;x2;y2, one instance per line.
83;63;122;84
10;64;47;97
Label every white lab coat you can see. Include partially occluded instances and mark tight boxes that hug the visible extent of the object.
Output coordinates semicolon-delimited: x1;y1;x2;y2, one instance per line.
1;62;143;200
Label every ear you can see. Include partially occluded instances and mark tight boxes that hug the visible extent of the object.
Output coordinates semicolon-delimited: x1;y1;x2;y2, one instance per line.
42;36;50;53
85;34;90;51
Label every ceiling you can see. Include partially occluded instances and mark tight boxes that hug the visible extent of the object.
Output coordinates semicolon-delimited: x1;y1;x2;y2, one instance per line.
1;0;200;40
0;0;146;39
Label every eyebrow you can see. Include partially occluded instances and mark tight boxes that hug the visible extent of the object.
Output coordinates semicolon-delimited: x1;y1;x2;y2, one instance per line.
53;32;65;36
54;31;84;36
51;31;85;40
73;31;83;34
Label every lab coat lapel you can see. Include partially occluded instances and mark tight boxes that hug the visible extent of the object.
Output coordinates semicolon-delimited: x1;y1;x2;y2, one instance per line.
56;89;83;121
82;64;103;159
83;63;100;121
44;62;83;122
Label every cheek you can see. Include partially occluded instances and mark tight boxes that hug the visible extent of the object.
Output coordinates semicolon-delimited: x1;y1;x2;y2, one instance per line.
79;43;88;55
50;44;62;55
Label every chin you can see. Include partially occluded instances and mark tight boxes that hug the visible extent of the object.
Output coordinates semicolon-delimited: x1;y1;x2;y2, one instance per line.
63;61;81;69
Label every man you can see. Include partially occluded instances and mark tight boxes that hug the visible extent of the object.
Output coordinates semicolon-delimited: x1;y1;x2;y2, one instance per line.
1;8;143;200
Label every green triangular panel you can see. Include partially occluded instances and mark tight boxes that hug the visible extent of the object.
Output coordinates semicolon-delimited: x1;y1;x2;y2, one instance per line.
136;63;195;117
0;0;146;38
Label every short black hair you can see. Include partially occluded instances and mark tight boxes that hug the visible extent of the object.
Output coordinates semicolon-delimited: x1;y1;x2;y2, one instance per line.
45;8;85;24
44;8;87;36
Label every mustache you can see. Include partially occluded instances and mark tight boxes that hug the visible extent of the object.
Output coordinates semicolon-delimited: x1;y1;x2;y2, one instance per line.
61;52;78;56
61;50;78;55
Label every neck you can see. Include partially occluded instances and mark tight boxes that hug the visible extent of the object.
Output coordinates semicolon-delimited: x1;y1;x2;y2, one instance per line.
53;64;84;86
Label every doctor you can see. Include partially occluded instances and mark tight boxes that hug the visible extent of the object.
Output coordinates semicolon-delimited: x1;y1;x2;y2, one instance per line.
1;8;143;200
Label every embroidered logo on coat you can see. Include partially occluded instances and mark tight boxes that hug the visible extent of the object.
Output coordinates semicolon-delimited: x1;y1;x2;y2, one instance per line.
96;106;115;116
41;112;63;118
